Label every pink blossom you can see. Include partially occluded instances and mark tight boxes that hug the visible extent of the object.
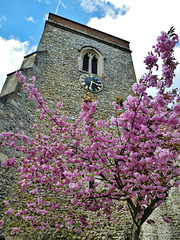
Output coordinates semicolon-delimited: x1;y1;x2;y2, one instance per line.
15;70;21;77
173;102;180;114
155;94;166;108
11;228;20;235
132;83;146;94
95;222;100;225
19;75;25;83
71;197;79;205
29;76;36;82
173;181;180;187
55;222;61;228
32;124;38;129
1;158;16;168
144;54;158;70
162;217;171;223
117;206;123;211
147;219;153;224
30;188;39;195
5;208;14;215
69;182;81;190
168;113;179;126
56;181;63;187
57;102;63;108
30;219;36;226
3;200;9;206
0;220;4;226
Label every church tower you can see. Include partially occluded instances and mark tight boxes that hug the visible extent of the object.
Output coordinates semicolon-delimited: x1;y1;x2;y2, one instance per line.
0;13;136;124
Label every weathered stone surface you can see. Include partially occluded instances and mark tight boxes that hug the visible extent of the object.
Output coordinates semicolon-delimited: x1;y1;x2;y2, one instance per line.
21;52;37;69
0;122;4;131
0;153;8;162
10;99;18;107
0;74;19;98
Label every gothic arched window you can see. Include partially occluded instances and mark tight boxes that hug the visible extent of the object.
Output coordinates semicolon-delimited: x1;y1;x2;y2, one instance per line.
82;54;89;72
92;56;98;74
79;47;104;76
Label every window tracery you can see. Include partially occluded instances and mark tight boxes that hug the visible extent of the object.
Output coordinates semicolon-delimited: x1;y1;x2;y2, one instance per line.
79;47;104;76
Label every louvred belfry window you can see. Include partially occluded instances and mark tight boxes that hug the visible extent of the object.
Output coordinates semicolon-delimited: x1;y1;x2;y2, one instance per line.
82;54;89;72
80;47;104;76
92;56;98;74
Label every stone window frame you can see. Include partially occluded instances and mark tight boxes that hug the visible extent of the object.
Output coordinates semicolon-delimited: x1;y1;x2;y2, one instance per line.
79;47;104;77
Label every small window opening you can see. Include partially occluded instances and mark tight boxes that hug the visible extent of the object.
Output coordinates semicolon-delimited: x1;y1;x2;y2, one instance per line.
92;56;98;74
83;54;89;72
80;47;104;76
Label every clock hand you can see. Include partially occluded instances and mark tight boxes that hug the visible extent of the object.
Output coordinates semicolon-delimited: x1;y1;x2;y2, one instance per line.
92;81;100;86
89;81;93;91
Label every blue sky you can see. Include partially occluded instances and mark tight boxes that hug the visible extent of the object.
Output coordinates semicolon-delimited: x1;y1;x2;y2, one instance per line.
0;0;180;92
0;0;94;49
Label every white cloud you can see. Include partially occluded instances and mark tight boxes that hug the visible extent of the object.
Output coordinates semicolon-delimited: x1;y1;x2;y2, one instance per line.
43;13;49;22
25;16;35;23
0;15;6;28
83;0;180;89
37;0;51;3
0;37;36;91
61;2;66;9
80;0;100;13
80;0;128;17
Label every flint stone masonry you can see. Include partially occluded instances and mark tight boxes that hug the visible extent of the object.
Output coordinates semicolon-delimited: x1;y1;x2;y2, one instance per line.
0;13;179;240
142;183;180;240
0;74;19;98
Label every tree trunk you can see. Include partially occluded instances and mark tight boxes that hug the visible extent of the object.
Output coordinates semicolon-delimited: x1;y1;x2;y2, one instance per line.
124;223;141;240
131;223;141;240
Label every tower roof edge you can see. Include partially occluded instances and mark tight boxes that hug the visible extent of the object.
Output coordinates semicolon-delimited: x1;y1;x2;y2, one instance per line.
48;13;130;50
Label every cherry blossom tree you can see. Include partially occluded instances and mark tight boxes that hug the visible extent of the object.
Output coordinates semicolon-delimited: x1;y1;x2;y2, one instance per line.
0;27;179;240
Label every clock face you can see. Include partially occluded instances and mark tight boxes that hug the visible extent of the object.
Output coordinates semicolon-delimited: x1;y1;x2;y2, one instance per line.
79;74;103;93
